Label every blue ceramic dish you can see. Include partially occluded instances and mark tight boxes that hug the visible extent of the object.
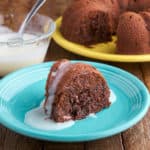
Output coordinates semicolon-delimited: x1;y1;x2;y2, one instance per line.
0;61;149;142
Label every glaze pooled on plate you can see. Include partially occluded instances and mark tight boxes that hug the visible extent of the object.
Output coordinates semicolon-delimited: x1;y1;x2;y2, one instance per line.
24;90;116;131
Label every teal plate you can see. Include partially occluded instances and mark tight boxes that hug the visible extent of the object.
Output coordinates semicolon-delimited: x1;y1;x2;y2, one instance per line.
0;61;149;142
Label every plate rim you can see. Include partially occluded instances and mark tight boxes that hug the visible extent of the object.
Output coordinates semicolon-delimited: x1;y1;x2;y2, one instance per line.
0;61;150;142
52;17;150;63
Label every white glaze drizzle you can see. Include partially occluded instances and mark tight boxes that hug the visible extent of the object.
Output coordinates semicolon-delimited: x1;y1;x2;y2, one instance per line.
45;61;71;115
88;113;97;118
24;106;75;131
109;90;117;104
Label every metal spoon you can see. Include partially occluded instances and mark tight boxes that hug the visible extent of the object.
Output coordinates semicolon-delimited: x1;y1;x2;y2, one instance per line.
7;0;46;47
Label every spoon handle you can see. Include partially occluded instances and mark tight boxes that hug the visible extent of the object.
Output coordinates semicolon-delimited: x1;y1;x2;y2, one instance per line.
19;0;46;35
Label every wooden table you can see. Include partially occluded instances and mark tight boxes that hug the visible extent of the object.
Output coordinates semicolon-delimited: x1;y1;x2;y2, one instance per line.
0;40;150;150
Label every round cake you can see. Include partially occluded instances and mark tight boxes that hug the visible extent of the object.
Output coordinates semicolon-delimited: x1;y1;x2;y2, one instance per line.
117;0;129;12
61;0;120;45
117;0;150;12
44;60;110;122
117;10;150;54
128;0;150;12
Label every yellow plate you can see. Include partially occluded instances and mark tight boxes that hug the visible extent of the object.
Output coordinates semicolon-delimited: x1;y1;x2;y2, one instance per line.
53;17;150;62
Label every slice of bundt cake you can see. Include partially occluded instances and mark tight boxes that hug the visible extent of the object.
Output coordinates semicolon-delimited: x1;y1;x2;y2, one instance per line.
117;11;150;54
44;60;110;122
61;0;120;45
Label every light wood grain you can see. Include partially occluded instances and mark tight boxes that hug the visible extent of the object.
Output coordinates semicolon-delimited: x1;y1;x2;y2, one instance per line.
0;125;43;150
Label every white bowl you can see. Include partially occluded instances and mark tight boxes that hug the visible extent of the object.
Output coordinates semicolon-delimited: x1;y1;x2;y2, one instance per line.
0;14;56;76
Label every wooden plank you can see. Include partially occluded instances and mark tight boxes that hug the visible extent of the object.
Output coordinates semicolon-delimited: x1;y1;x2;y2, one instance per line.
141;63;150;91
0;125;43;150
139;63;150;149
39;0;72;19
86;135;124;150
45;40;85;61
122;118;150;150
0;126;7;150
44;142;84;150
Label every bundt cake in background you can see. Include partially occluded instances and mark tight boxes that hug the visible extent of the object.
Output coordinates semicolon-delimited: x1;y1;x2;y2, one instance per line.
117;10;150;54
118;0;150;12
0;0;52;31
61;0;120;45
0;0;35;31
128;0;150;12
117;0;129;12
60;0;150;54
44;59;110;122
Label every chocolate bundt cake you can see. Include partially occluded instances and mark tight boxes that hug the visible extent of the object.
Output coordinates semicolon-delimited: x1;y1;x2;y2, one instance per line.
117;0;129;12
44;60;110;122
118;0;150;12
128;0;150;12
117;11;150;54
61;0;120;45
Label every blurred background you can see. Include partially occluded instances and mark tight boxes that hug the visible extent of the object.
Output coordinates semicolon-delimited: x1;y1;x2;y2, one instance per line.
0;0;72;31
